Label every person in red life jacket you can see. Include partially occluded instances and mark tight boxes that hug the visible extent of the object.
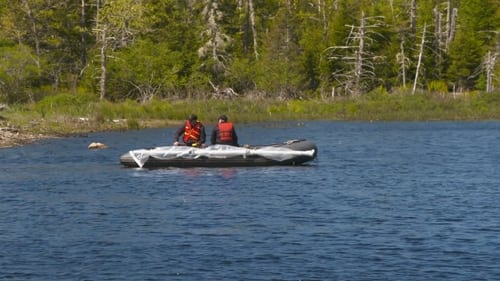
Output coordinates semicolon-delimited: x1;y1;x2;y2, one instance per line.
211;114;239;146
173;114;206;147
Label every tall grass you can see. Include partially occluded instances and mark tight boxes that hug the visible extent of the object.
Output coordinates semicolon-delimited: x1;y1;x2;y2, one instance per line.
3;90;500;136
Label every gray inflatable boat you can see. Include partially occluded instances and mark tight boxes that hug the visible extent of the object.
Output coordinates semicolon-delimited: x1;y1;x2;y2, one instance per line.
120;139;318;168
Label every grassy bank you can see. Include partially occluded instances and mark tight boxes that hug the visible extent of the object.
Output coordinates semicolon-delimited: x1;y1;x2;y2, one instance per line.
2;90;500;137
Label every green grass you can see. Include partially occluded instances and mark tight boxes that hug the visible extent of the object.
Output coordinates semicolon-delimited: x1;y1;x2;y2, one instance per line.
2;90;500;136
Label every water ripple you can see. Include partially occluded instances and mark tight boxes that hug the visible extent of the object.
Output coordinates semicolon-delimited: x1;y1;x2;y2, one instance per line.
1;121;500;280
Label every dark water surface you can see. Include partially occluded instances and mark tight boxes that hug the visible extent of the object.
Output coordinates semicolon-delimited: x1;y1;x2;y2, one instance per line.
1;121;500;280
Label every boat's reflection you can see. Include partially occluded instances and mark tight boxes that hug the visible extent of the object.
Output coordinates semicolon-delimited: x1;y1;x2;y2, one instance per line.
130;166;238;179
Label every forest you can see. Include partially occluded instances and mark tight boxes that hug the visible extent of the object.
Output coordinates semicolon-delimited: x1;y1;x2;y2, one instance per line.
0;0;499;105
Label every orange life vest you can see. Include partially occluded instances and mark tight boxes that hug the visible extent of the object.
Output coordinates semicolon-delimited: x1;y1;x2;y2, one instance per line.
218;122;234;142
182;120;202;143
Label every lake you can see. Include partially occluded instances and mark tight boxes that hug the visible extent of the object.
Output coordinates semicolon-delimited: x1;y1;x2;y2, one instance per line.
1;121;500;280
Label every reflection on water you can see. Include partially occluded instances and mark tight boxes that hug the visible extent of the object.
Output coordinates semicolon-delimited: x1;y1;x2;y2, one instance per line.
1;121;500;280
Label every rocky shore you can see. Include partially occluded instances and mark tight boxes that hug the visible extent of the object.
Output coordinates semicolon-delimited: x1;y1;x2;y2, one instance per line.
0;122;49;148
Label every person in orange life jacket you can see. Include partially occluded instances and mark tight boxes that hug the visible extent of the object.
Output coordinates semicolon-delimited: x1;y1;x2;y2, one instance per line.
211;114;239;146
173;114;206;147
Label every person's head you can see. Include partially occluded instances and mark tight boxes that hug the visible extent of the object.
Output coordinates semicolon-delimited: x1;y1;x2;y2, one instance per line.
218;114;228;123
188;114;198;125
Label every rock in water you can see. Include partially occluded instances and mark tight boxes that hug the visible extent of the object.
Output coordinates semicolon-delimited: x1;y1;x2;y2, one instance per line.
88;142;108;149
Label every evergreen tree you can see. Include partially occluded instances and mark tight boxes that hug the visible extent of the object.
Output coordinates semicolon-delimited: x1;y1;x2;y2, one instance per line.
1;0;499;102
256;0;302;98
446;0;498;91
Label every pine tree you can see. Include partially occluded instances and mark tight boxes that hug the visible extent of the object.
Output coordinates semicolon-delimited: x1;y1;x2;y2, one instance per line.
446;0;498;91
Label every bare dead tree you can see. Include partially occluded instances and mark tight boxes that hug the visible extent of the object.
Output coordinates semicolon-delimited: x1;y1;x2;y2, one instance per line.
198;0;232;78
93;0;109;100
446;4;458;51
434;1;458;53
99;26;107;100
353;13;366;94
465;27;500;94
412;23;427;95
396;40;410;88
434;6;442;56
325;12;384;96
284;0;292;57
92;0;146;100
81;0;88;66
317;0;327;35
410;0;417;34
208;80;238;99
128;73;164;103
247;0;259;60
431;1;457;79
484;50;497;93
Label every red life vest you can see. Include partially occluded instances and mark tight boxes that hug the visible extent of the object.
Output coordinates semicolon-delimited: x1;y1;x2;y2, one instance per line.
218;122;234;142
182;120;202;143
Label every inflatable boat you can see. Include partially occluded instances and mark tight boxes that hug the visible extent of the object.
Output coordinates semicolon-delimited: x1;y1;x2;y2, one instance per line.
120;139;317;168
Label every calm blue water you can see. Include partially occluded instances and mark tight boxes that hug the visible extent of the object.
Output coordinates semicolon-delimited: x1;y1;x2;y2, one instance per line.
1;121;500;280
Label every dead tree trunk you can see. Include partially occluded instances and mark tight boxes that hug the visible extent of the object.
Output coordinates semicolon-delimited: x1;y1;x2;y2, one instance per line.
318;0;327;35
410;0;417;34
485;50;496;93
248;0;259;60
325;12;382;96
412;23;426;95
353;12;366;96
433;5;445;76
99;26;107;100
397;40;408;88
446;8;457;51
434;1;457;53
81;0;87;66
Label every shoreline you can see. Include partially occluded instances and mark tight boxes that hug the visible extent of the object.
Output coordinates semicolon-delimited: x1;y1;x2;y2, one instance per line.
0;125;53;148
3;116;500;149
2;92;500;149
0;119;171;149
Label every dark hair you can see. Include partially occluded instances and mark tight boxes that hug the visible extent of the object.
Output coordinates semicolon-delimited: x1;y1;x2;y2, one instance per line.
219;114;228;122
189;114;198;121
